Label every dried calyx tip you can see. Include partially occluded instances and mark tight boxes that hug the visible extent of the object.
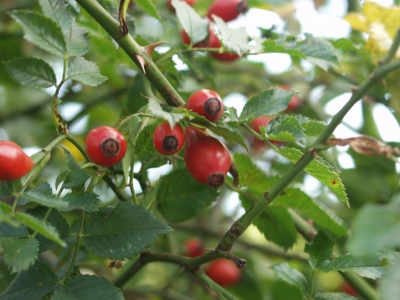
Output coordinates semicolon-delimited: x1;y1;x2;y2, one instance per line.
101;138;120;157
207;173;225;188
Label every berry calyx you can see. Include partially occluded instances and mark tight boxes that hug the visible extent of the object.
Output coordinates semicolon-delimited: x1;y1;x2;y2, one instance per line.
205;258;241;287
85;126;127;166
207;0;248;23
184;126;231;188
184;238;204;257
153;122;185;155
208;29;240;62
186;89;224;122
0;140;34;181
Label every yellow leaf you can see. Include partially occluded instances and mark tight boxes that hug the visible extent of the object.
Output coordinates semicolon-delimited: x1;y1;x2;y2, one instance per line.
343;13;368;32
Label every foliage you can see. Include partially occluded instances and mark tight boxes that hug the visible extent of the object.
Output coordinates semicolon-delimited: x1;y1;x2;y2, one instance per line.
1;0;400;299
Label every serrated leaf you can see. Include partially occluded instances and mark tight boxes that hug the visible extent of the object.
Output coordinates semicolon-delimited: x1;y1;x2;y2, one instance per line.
173;0;208;45
0;260;59;300
63;169;90;190
116;114;142;146
314;292;357;300
55;170;69;189
213;16;253;55
304;232;334;269
66;57;107;86
135;0;162;24
278;148;349;207
0;181;13;196
280;33;339;70
331;38;359;53
3;57;57;89
157;168;219;222
302;119;327;136
0;203;21;227
22;182;69;210
347;203;400;252
0;223;28;238
148;99;184;129
270;262;308;296
14;212;66;247
8;10;67;57
83;202;172;259
1;237;39;273
319;253;387;279
207;125;248;150
135;123;159;162
267;115;306;143
39;0;73;33
64;147;81;171
66;22;90;57
53;274;123;300
262;39;305;57
62;192;100;212
273;188;348;237
380;259;400;300
234;153;297;249
240;88;296;122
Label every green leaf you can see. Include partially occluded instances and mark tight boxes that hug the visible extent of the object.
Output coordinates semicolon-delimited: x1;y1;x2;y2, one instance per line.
14;212;66;247
39;0;73;33
280;33;339;70
53;274;123;300
66;57;107;86
234;153;297;249
157;168;219;222
331;38;359;53
66;22;90;57
0;203;20;227
347;202;400;252
116;114;142;146
173;0;208;45
0;260;59;300
267;115;306;143
135;123;159;162
83;202;172;259
22;182;69;210
207;125;248;150
3;57;57;89
8;10;67;57
240;88;296;122
302;119;327;137
380;260;400;300
213;16;254;55
148;99;184;129
62;192;100;212
278;148;349;207
0;223;28;238
262;39;305;58
304;232;335;269
270;262;308;297
314;292;357;300
135;0;163;24
62;148;89;190
319;253;387;279
1;237;39;273
273;188;348;237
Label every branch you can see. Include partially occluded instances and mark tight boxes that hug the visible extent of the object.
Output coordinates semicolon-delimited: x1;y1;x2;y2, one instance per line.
75;0;185;107
216;30;400;251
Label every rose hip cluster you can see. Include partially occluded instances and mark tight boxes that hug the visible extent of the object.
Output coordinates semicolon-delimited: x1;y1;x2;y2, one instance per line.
183;238;241;286
152;89;231;188
170;0;248;62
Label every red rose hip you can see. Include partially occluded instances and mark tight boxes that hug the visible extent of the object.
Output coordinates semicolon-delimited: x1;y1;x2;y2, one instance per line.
167;0;197;13
187;89;224;122
85;126;127;166
207;0;248;22
208;30;240;62
184;126;231;188
0;140;34;181
205;258;241;287
184;238;204;257
153;122;184;155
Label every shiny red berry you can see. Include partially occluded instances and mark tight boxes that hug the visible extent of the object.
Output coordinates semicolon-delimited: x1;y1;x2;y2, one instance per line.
0;140;34;181
167;0;197;13
206;0;248;22
184;238;204;257
208;29;240;62
187;89;224;122
85;126;127;166
278;85;301;111
250;116;282;149
184;126;231;188
205;259;241;287
153;122;185;155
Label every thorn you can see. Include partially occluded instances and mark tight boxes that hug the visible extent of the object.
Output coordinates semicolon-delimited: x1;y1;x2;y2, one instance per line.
134;54;147;74
142;41;168;59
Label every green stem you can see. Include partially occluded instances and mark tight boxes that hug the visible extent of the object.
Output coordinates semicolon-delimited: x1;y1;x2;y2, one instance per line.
31;208;53;239
102;176;127;201
216;35;400;252
75;0;185;107
63;210;86;282
196;270;238;300
340;271;380;300
66;135;90;162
